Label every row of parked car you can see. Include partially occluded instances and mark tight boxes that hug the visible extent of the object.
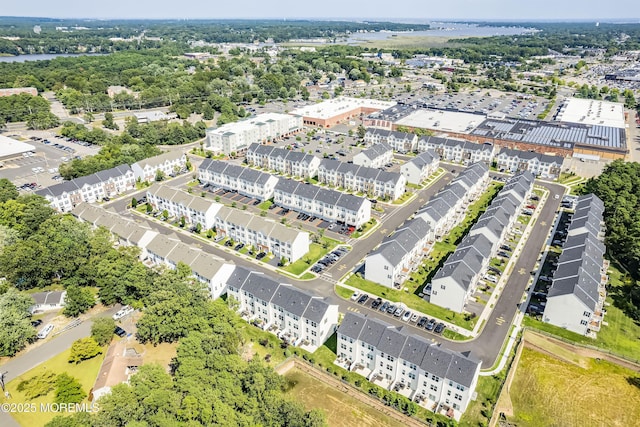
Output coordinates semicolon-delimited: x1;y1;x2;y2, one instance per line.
310;247;349;273
350;292;447;334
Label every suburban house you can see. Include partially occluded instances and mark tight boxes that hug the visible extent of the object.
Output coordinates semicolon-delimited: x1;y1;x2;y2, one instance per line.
317;159;407;201
352;143;393;168
225;267;339;352
336;312;481;421
146;184;222;229
364;217;431;288
131;151;187;183
364;128;418;153
245;143;321;178
198;159;279;200
273;178;372;228
29;291;67;314
206;113;303;155
400;150;439;185
36;164;136;212
92;340;142;401
495;148;564;179
214;206;310;262
417;136;496;165
543;194;608;337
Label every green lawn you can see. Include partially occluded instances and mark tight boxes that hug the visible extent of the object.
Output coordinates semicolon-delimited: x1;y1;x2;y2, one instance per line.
351;218;378;239
391;191;414;205
280;237;338;276
257;200;273;211
335;285;354;300
1;347;106;427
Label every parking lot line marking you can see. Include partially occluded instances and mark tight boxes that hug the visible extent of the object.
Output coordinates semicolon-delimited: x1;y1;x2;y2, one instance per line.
518;268;526;275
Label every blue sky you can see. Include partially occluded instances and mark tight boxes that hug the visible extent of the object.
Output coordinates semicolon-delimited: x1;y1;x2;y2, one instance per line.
2;0;638;20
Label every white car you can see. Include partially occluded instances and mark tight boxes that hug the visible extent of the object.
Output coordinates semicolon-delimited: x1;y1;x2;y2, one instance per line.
37;324;54;339
402;311;412;322
350;292;360;301
112;305;134;320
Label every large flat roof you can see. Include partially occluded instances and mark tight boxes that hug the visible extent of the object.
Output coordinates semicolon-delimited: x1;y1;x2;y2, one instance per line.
290;97;396;120
395;109;485;134
555;98;626;129
206;112;294;136
0;135;35;158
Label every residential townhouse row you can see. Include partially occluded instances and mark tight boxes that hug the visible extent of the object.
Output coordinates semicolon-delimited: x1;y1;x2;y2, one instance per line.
317;159;407;201
131;151;188;183
274;178;372;228
365;163;490;289
71;203;338;352
429;172;535;313
418;136;496;165
198;158;279;200
206;113;303;155
352;142;394;168
400;150;439;185
337;312;481;421
145;183;310;263
245;142;321;178
226;267;339;352
494;148;563;179
364;129;418;153
543;194;608;337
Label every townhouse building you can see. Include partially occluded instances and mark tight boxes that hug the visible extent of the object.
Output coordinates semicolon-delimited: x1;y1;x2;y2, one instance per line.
429;172;534;313
131;151;187;183
215;206;310;262
400;150;439;185
543;194;608;337
198;159;279;200
37;164;135;212
364;128;418;153
417;136;496;164
146;184;222;229
495;148;564;179
337;312;481;421
245;143;321;178
317;159;407;201
206;113;303;154
364;217;431;288
274;179;371;228
226;268;339;352
352;143;394;168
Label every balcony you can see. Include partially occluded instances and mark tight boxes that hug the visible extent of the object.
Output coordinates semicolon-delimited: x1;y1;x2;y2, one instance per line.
588;319;601;332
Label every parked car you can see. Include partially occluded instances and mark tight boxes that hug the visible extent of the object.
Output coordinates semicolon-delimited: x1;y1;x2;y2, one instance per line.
410;313;419;323
357;294;369;304
434;323;446;334
386;304;397;314
371;297;383;309
393;307;404;317
234;243;245;251
402;311;412;322
256;252;267;260
30;319;43;328
426;318;436;331
379;301;390;312
114;326;127;338
417;316;428;328
350;291;359;301
37;324;54;339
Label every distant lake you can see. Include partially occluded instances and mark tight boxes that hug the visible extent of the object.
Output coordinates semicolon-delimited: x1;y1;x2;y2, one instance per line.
0;53;105;63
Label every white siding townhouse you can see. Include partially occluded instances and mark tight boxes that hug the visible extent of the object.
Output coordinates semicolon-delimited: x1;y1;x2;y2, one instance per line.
365;217;431;288
274;178;372;228
215;206;310;262
400;150;439;185
206;113;303;155
131;151;187;183
245;143;321;178
226;267;339;352
198;159;279;200
495;148;564;179
418;136;496;165
337;312;481;421
543;194;608;337
429;172;534;313
364;128;418;153
317;159;407;201
37;164;136;212
146;183;222;230
352;143;393;169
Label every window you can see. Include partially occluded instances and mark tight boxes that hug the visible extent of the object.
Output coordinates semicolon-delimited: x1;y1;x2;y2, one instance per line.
583;311;591;317
430;384;438;392
384;265;389;270
580;320;588;326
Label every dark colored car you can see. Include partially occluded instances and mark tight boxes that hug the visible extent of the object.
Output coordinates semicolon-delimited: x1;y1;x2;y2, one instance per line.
434;323;446;334
426;318;436;331
114;326;127;337
234;243;245;251
417;316;428;328
379;301;390;312
371;297;383;309
256;252;267;260
31;319;43;328
357;294;369;304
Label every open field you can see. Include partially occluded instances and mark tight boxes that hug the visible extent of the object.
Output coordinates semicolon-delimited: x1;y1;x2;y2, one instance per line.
506;339;640;427
284;367;406;427
355;35;467;49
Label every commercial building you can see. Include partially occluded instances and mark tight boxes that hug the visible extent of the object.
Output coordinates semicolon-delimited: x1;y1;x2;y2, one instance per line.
395;109;484;135
543;194;608;337
336;312;481;421
290;97;395;128
206;113;303;154
37;164;136;212
274;179;371;228
352;143;393;169
0;134;36;161
215;206;310;262
198;159;279;200
0;87;38;97
555;98;626;129
131;151;187;183
417;136;496;165
364;128;418;153
245;143;321;178
133;111;175;123
317;159;407;201
495;148;564;179
226;267;339;352
400;150;439;185
146;184;222;230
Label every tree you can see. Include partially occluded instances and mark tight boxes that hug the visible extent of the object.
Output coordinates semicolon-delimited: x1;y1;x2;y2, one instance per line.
63;285;95;317
130;197;138;208
68;337;103;364
161;209;169;221
0;178;19;203
91;317;116;346
155;169;166;182
54;373;87;404
146;203;153;214
0;288;36;356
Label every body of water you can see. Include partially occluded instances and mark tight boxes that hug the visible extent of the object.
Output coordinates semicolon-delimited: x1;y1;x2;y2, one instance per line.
0;53;104;63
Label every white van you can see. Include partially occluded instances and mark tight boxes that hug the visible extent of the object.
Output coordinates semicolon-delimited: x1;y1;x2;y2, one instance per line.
37;324;54;339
